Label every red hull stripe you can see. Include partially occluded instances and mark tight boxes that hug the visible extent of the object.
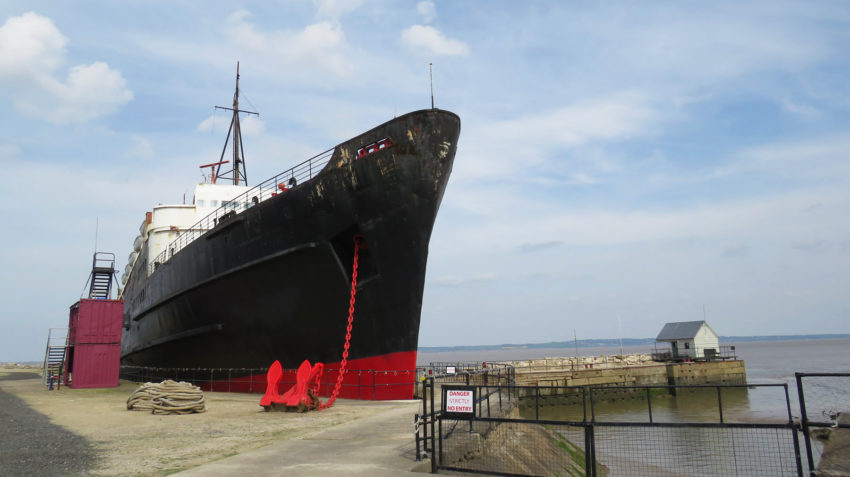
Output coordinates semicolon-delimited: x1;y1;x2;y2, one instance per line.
202;350;419;400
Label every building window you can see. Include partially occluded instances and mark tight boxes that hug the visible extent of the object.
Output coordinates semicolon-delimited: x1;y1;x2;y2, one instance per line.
684;342;690;349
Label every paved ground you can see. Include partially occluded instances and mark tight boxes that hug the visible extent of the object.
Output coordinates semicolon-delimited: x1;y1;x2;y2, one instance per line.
174;400;432;476
818;413;850;476
0;373;97;477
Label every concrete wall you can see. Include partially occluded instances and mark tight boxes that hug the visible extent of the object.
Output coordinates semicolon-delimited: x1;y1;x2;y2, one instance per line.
511;356;747;389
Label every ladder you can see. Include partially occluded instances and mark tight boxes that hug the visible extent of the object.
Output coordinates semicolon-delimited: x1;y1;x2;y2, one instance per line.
42;328;68;386
87;252;118;299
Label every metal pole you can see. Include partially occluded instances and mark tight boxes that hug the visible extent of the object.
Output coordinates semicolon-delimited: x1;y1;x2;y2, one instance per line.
429;63;434;109
535;387;540;421
795;374;815;476
422;378;428;454
590;386;597;423
430;379;436;473
588;424;597;477
438;417;443;471
487;387;491;418
781;383;805;477
584;425;593;477
646;387;653;423
717;386;724;423
415;413;421;461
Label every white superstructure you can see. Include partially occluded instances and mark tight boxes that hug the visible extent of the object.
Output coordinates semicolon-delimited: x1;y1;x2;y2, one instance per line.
121;183;251;287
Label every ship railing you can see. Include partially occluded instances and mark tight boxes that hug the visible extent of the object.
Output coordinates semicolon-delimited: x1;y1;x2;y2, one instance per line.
149;147;334;275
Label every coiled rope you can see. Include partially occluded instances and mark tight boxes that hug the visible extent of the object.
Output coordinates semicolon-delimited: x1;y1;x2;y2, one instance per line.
126;380;206;414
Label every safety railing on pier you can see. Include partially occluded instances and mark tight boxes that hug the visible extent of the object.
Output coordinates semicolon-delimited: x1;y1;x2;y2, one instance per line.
414;362;515;399
650;344;738;362
149;147;334;275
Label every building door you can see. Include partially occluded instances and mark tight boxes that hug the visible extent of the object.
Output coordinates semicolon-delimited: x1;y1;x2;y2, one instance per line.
671;341;679;358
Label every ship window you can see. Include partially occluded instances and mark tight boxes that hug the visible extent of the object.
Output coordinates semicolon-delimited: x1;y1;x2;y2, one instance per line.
211;200;219;207
357;137;393;159
197;200;205;207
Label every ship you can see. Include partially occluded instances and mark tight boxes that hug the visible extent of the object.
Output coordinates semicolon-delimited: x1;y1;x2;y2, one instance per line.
119;66;460;399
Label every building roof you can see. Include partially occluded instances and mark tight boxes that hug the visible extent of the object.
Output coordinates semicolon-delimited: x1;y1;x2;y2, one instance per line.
656;320;713;341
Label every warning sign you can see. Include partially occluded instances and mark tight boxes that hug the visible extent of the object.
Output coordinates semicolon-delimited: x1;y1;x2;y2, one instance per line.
442;386;476;420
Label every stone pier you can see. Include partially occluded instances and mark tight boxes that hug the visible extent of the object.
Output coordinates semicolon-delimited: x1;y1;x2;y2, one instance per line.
504;354;747;388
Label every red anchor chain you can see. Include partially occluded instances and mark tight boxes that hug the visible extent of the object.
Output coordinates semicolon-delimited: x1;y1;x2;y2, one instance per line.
319;235;363;410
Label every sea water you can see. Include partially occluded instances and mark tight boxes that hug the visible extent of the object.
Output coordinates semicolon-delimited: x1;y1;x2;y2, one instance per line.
418;338;850;421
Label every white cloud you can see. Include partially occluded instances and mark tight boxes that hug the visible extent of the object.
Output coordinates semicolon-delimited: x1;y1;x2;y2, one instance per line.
401;25;469;56
431;273;498;287
0;143;21;161
312;0;363;20
497;92;656;148
710;133;850;182
124;135;154;160
416;1;437;23
0;12;132;124
0;12;67;77
453;92;660;182
225;10;352;78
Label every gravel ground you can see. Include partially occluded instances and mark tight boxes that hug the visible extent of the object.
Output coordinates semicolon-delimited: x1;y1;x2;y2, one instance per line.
0;372;97;476
0;369;399;476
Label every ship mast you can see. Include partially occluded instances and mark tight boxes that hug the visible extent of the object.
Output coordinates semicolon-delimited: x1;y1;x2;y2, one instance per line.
213;62;259;186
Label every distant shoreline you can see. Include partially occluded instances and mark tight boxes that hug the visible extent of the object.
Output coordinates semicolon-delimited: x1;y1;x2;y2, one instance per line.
419;333;850;353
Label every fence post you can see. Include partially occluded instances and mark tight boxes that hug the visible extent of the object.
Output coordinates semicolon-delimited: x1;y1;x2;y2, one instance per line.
535;386;540;421
422;378;429;454
795;373;815;476
589;386;596;423
430;379;437;474
438;417;443;472
415;413;421;461
646;387;653;423
716;386;724;423
588;424;597;477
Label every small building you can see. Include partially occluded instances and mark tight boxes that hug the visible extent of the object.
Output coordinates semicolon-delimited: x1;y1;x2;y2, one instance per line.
655;320;720;360
64;298;123;388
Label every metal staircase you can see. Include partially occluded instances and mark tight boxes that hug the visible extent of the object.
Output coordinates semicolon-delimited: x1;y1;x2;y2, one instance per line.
42;328;68;386
86;252;118;299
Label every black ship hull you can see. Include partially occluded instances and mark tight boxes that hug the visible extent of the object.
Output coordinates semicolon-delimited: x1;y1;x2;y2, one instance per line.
121;109;460;399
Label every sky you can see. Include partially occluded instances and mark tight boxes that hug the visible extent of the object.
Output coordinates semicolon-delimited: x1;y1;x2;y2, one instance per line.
1;1;849;362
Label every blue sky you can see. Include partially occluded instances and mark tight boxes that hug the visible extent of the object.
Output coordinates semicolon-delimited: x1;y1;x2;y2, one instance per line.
1;1;848;361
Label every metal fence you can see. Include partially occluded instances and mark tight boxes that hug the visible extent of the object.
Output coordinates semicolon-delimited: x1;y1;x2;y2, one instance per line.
650;344;738;362
795;372;850;476
419;380;806;476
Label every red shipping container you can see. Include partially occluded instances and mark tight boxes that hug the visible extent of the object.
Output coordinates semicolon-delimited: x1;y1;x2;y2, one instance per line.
65;299;123;388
